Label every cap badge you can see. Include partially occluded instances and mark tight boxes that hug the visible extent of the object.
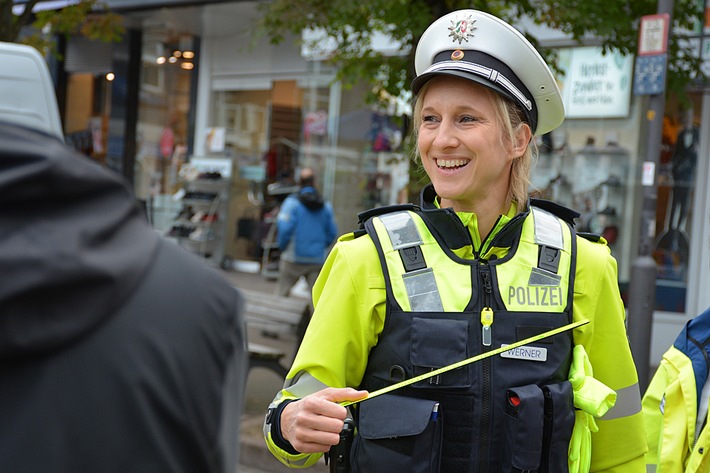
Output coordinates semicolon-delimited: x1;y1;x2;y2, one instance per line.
448;14;476;44
451;50;464;61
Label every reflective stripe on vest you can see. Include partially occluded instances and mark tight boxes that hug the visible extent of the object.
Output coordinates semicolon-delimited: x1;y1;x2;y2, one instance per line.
533;206;564;276
373;208;572;314
378;213;444;311
499;207;572;313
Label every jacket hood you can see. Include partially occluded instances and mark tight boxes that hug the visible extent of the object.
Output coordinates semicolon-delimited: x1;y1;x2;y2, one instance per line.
0;122;160;359
674;306;710;409
297;186;324;210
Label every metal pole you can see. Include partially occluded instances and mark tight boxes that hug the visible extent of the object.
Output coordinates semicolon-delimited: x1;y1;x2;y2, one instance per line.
627;0;674;393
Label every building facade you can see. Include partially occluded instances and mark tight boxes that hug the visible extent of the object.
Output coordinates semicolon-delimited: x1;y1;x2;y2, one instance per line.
51;0;710;368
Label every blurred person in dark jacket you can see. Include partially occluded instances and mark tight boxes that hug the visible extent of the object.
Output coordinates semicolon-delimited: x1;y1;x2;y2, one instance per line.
275;167;338;296
0;118;247;473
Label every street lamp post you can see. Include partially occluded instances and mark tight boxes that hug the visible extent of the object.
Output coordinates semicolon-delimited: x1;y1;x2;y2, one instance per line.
627;0;674;392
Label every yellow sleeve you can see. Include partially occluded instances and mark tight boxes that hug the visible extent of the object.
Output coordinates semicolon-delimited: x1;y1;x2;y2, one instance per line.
642;358;669;465
264;232;387;468
642;347;694;472
572;236;648;472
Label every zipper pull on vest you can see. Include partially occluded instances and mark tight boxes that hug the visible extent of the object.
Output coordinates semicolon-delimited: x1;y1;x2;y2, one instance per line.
481;307;494;346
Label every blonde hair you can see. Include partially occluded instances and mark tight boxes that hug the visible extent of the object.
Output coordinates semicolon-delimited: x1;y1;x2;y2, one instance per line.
411;80;536;212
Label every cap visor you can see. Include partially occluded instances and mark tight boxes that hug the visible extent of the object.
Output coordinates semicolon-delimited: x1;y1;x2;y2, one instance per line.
411;70;534;128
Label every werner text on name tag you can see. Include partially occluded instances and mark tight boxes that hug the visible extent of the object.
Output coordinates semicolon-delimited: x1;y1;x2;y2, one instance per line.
500;344;548;362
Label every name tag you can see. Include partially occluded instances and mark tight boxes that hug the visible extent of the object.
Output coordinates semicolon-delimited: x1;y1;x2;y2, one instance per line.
500;344;548;362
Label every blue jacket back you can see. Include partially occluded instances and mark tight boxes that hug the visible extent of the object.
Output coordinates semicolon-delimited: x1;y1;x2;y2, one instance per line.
276;187;337;264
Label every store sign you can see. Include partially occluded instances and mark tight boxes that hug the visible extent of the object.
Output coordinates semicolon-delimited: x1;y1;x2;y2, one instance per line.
633;54;667;95
638;14;670;55
633;14;670;96
559;47;634;118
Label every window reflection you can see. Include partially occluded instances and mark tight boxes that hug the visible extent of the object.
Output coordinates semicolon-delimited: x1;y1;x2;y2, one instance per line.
654;104;700;312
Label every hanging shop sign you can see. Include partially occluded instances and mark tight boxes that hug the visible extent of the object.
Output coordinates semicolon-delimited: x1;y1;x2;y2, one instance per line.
633;54;668;96
558;46;634;118
633;14;670;96
638;13;670;56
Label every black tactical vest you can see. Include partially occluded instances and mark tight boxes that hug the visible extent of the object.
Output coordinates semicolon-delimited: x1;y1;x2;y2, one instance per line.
351;194;577;473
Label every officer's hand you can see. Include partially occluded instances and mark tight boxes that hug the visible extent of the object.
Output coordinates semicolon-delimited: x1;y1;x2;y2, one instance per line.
280;387;368;453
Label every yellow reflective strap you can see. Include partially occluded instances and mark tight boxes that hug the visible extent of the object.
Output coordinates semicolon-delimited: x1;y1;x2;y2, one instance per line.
532;207;564;249
379;212;423;250
403;267;443;312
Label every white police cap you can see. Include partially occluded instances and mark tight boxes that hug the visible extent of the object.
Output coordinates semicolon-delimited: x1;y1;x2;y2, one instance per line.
412;9;564;136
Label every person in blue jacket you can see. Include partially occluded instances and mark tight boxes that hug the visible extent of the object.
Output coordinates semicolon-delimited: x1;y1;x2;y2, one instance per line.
276;167;338;296
643;305;710;471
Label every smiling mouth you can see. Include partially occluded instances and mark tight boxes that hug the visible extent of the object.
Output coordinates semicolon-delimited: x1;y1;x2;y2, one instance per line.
436;158;469;169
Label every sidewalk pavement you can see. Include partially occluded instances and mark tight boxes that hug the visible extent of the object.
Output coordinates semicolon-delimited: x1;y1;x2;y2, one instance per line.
222;266;328;473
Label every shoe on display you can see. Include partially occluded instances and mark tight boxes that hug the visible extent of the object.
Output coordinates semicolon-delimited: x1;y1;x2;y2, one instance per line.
176;206;194;221
172;188;186;201
189;227;215;242
191;210;206;223
168;224;195;238
198;171;222;180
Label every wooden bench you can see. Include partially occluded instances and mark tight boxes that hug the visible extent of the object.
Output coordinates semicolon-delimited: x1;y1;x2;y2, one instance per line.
240;288;311;378
247;342;289;378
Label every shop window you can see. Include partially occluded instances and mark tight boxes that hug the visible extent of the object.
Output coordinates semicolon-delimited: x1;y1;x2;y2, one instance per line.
532;94;700;314
135;33;197;232
533;46;638;286
653;102;701;313
532;127;634;282
62;36;113;164
208;78;409;265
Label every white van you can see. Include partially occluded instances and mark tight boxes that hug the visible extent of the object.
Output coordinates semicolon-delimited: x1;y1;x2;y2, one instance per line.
0;41;63;140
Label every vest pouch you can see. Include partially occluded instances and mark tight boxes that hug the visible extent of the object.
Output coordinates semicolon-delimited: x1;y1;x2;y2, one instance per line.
411;316;470;388
501;384;544;473
540;381;573;473
351;394;442;473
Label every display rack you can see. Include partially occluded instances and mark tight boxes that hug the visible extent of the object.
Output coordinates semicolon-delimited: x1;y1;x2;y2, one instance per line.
259;182;300;280
259;214;279;279
166;156;232;268
537;142;630;270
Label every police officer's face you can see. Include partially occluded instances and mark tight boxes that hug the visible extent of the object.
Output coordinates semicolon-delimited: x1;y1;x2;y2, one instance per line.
417;76;522;214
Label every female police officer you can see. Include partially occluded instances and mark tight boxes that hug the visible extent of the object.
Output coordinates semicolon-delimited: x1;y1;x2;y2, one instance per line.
264;9;646;472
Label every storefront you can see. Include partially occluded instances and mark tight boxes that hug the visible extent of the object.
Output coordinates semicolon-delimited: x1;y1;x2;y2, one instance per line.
55;1;710;365
54;1;404;270
182;2;408;269
58;15;200;226
531;41;710;365
531;46;639;283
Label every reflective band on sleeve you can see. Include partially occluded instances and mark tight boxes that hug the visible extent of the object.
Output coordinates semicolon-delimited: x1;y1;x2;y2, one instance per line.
379;212;423;250
280;371;330;399
403;268;444;312
532;207;563;249
600;383;642;420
